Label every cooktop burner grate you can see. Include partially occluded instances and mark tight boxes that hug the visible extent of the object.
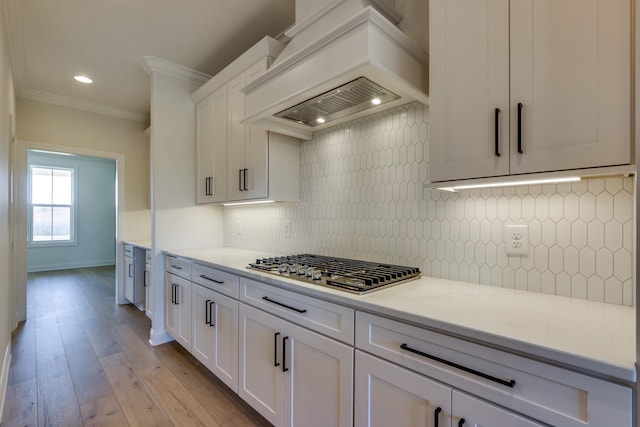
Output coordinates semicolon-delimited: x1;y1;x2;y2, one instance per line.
247;254;420;294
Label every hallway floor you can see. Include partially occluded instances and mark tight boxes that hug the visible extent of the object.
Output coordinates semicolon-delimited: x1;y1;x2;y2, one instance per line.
1;266;270;427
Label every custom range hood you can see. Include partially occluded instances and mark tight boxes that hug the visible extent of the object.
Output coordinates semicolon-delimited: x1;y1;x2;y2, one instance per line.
241;0;428;140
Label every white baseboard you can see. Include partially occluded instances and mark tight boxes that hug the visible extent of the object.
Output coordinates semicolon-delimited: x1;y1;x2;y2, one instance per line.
149;328;174;346
0;342;11;423
27;260;115;273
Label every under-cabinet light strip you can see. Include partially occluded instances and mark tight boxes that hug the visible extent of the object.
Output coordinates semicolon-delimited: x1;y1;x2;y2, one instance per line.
437;176;581;192
223;200;276;207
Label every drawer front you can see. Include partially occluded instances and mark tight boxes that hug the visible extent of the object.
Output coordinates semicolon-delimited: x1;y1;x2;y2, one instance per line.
192;263;239;299
240;278;354;345
164;255;191;280
124;243;134;257
355;311;632;427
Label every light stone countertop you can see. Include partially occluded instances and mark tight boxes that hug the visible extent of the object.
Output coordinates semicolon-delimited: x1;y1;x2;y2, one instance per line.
165;246;636;383
123;240;152;250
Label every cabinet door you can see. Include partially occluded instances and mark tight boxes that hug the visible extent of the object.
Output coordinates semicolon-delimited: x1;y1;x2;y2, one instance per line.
144;262;152;319
452;390;544;427
244;61;269;199
283;321;353;427
354;351;451;427
429;0;510;182
192;284;216;368
196;85;228;203
510;0;631;174
227;73;248;201
239;303;284;426
192;284;238;391
165;273;178;338
165;274;192;350
124;256;134;302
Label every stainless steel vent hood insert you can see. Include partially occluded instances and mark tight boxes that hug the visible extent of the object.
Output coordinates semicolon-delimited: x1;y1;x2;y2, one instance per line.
241;6;428;140
274;77;400;127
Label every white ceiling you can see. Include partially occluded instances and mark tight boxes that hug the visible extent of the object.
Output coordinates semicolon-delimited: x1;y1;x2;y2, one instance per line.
2;0;295;122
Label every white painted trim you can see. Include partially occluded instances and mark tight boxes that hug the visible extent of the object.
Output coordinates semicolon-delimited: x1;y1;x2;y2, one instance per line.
141;56;211;85
285;0;343;38
18;88;147;123
0;342;11;423
149;328;174;346
13;140;128;325
27;260;115;273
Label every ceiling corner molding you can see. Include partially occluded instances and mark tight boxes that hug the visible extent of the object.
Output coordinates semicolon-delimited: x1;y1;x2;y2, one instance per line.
141;56;211;85
2;0;27;92
18;88;149;123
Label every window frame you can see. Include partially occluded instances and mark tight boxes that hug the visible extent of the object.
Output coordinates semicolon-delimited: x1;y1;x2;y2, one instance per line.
28;164;78;247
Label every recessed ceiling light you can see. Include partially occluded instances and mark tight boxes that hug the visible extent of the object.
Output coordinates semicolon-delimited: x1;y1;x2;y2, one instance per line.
371;98;382;105
74;75;93;84
317;118;325;124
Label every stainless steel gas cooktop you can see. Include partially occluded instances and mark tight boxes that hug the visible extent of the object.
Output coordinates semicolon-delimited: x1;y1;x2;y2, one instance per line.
247;254;421;294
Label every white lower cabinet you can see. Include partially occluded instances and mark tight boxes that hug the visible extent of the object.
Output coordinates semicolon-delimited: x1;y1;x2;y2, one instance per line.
355;350;451;427
191;283;239;392
239;302;353;427
355;311;632;427
165;273;192;350
355;350;543;427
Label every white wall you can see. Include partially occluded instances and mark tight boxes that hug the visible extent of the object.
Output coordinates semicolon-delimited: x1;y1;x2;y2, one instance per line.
146;66;224;345
0;2;16;419
27;151;117;272
16;98;150;241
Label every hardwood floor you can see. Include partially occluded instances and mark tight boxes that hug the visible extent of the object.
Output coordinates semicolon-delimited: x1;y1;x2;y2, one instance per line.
2;266;271;427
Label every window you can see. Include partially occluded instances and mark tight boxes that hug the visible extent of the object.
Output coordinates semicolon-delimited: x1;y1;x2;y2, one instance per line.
29;166;75;243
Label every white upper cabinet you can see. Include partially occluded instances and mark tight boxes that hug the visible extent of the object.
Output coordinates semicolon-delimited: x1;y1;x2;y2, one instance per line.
193;36;300;204
196;85;228;203
429;0;632;183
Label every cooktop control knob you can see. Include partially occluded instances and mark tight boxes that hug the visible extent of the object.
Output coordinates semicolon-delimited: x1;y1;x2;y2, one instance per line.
288;264;298;274
278;264;288;273
312;270;322;280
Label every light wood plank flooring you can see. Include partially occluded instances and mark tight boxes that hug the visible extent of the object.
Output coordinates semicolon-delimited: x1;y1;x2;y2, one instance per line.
2;266;271;427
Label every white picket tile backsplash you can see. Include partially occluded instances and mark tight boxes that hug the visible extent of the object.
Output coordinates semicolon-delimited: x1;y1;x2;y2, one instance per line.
224;102;634;305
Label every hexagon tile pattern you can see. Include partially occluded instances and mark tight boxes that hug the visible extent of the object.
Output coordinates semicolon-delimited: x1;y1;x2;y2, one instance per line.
224;102;634;306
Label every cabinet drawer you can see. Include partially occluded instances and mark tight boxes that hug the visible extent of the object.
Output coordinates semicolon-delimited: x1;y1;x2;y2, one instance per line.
192;263;239;299
240;278;354;345
124;243;134;257
164;255;191;280
355;311;632;427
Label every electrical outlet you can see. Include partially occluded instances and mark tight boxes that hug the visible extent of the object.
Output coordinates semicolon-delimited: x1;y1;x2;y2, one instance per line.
504;224;528;256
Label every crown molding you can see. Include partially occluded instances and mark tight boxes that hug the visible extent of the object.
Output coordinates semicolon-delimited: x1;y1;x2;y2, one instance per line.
141;56;211;85
19;88;149;123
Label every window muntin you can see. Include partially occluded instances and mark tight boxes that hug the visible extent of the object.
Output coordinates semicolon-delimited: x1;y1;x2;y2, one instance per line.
29;166;75;243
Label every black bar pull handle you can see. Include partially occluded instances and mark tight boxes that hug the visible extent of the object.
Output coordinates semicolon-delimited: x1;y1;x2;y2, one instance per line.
205;299;211;325
282;336;289;372
262;296;307;314
174;284;179;305
239;169;243;191
200;274;224;284
400;343;515;388
143;270;148;286
171;265;183;270
494;108;501;157
274;332;280;367
458;418;466;427
128;263;133;278
517;102;524;154
434;407;442;427
243;169;248;191
208;301;215;327
171;284;177;304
